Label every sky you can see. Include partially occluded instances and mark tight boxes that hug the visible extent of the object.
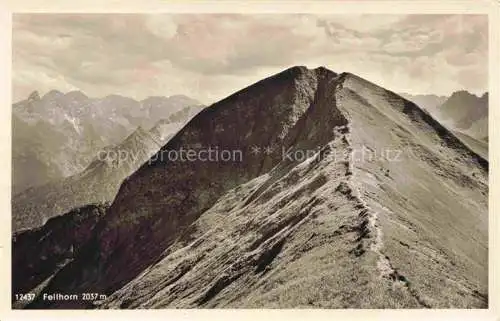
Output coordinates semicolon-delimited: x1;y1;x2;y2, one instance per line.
12;14;488;104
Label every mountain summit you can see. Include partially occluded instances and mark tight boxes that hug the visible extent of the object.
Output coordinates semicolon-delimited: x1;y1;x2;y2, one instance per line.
436;90;488;141
16;66;488;309
27;90;41;102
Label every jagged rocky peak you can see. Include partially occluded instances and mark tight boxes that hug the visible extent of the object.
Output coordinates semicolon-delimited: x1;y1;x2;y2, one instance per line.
444;90;486;106
27;90;41;102
114;126;155;153
450;89;476;97
121;125;152;144
439;89;489;130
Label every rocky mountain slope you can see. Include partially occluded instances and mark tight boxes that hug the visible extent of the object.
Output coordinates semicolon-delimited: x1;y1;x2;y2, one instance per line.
14;66;488;309
452;130;488;161
12;91;201;194
12;111;107;196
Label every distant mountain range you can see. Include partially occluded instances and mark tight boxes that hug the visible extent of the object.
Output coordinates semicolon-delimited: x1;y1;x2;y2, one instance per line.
399;91;488;145
12;90;203;231
398;93;448;112
14;122;171;231
12;90;202;195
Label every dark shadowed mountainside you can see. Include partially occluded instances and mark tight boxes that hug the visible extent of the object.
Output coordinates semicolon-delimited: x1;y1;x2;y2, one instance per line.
12;203;109;309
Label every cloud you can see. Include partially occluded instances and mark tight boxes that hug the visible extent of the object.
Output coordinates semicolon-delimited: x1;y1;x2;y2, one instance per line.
12;14;488;103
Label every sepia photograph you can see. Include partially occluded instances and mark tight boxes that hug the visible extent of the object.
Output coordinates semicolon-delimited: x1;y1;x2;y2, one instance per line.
7;8;493;313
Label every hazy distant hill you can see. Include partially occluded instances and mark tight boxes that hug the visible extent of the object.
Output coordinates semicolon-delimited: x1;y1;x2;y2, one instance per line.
398;93;447;113
436;91;488;142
